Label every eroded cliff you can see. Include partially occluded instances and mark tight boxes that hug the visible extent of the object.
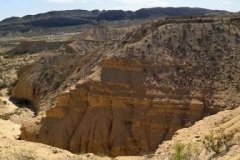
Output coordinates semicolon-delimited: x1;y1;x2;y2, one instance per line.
21;59;205;156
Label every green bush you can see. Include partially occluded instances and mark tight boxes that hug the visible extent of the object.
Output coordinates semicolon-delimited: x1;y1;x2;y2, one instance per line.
53;77;62;86
171;143;187;160
171;142;201;160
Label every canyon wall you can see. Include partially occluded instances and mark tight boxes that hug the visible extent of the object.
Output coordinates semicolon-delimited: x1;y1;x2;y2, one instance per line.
20;59;205;157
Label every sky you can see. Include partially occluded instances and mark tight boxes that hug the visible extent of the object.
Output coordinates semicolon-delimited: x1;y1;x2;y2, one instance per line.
0;0;239;21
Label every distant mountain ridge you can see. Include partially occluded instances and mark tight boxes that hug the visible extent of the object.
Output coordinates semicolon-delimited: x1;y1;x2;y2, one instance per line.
0;7;229;37
0;7;229;24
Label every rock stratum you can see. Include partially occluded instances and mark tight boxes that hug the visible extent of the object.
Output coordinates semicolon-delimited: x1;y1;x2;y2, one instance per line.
20;59;204;157
11;14;240;157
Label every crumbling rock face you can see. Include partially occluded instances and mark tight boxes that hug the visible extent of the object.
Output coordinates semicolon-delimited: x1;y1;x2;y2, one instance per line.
11;63;40;104
21;59;205;157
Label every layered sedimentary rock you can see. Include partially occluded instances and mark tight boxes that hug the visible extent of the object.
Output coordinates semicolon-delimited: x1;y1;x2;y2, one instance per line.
21;59;205;157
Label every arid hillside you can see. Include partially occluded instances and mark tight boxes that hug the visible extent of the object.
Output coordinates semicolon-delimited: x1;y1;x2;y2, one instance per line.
68;25;126;54
9;26;126;113
154;106;240;160
1;13;240;159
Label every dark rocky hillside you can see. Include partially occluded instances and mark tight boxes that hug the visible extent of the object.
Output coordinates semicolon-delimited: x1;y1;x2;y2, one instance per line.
0;7;228;37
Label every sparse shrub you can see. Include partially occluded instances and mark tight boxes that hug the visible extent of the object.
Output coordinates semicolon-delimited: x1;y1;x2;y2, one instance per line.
171;143;187;160
182;29;187;40
170;142;201;160
53;77;62;86
212;23;215;29
78;150;86;155
228;74;234;81
96;153;107;157
7;85;14;96
142;28;147;34
197;38;203;45
236;82;240;92
147;43;151;49
187;23;191;31
203;129;237;155
3;100;7;105
0;81;7;89
185;143;201;160
121;40;127;46
216;26;224;33
12;149;36;160
210;52;216;61
44;69;52;76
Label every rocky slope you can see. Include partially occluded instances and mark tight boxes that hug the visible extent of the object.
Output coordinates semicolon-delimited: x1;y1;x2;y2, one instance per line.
11;26;126;113
154;107;240;160
0;7;228;37
68;25;126;54
10;40;73;55
117;106;240;159
0;118;111;160
12;14;240;157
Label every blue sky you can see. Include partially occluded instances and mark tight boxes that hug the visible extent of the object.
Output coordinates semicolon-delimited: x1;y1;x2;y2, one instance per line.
0;0;239;21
